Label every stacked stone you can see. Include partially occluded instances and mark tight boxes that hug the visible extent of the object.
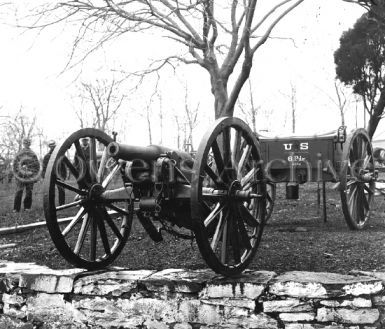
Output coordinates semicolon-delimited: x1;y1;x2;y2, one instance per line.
0;261;384;328
262;271;383;329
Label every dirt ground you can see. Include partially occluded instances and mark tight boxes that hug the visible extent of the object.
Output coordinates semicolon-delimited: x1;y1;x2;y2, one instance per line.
0;180;385;274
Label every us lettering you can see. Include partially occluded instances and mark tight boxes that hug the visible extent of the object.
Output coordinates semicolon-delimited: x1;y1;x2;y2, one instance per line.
284;143;292;150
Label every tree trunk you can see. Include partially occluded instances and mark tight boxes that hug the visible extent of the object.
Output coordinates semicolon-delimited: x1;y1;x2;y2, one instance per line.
249;80;257;133
340;109;345;126
210;70;229;119
159;95;163;145
367;90;385;139
213;90;229;119
174;117;181;150
146;109;152;145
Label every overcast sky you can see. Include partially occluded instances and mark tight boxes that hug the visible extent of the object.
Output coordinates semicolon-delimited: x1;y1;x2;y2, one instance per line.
0;0;374;149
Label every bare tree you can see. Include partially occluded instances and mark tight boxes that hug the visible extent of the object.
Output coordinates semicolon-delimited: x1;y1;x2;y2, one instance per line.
343;0;380;10
237;79;260;133
18;0;305;119
333;81;350;126
312;79;352;127
138;85;160;145
0;107;38;158
76;77;127;133
35;126;48;158
183;86;200;152
144;102;153;145
158;93;164;145
289;83;297;133
174;114;182;149
172;85;200;152
280;82;297;133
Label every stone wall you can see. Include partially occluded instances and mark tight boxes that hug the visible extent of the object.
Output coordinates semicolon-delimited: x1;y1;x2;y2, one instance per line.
1;261;385;328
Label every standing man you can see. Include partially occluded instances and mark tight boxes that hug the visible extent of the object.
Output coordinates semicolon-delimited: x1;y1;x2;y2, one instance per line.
42;140;65;205
13;138;40;212
42;140;56;178
79;137;90;161
74;137;91;180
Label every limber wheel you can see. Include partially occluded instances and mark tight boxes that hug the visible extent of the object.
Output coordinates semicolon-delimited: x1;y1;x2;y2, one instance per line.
44;128;133;270
339;128;375;230
191;117;266;276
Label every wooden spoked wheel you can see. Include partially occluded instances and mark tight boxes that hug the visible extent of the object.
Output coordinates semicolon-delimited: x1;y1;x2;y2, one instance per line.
191;117;266;276
44;128;132;269
339;128;375;230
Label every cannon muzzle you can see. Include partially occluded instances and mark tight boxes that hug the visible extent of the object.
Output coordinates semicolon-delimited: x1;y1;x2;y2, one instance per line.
107;142;172;162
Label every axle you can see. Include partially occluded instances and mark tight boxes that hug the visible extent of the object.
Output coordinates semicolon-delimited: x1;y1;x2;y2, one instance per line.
98;185;259;202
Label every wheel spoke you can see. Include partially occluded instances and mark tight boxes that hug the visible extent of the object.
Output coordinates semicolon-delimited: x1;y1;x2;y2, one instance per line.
241;167;256;187
229;208;241;264
210;210;225;250
90;213;97;261
346;179;357;188
56;179;86;195
61;156;79;180
211;140;226;181
352;138;359;160
362;187;370;211
237;216;252;250
204;165;227;188
238;145;251;179
204;202;225;227
99;207;123;240
356;136;363;159
356;185;365;222
90;137;98;181
363;184;374;195
362;154;373;170
348;185;358;220
237;203;259;227
74;140;86;162
105;202;132;217
220;213;229;264
74;214;91;255
62;207;87;237
361;139;367;158
56;200;83;211
95;209;111;256
102;163;121;189
97;148;108;183
232;129;242;165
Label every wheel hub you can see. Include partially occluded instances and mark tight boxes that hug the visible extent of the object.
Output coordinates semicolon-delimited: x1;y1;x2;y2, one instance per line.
88;183;105;200
228;180;260;202
228;180;242;196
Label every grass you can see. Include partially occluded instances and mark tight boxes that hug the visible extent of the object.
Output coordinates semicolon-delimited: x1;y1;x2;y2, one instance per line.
0;179;384;274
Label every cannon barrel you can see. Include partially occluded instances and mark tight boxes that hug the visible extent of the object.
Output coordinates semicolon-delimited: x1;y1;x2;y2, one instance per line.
107;142;172;162
107;142;195;167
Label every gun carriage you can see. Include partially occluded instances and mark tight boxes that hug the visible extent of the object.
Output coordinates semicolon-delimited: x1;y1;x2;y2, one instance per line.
44;117;266;276
258;126;376;230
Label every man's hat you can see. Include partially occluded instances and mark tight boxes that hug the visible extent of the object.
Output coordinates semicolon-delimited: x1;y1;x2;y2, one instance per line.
48;140;56;148
22;138;31;146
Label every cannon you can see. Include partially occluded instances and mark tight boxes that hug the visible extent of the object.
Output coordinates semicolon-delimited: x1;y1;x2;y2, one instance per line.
43;117;267;276
258;126;376;229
